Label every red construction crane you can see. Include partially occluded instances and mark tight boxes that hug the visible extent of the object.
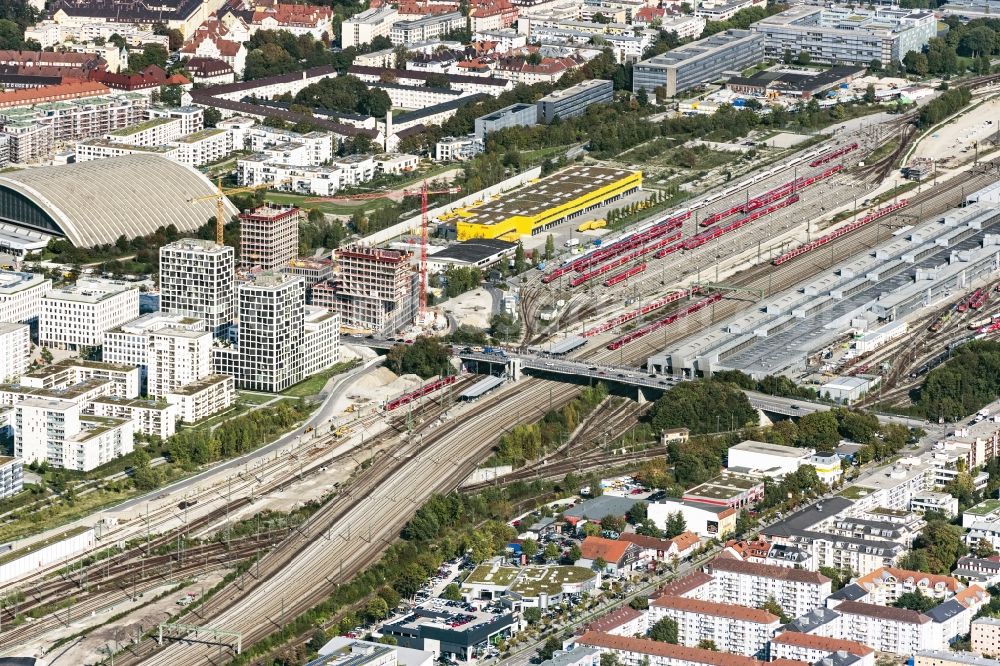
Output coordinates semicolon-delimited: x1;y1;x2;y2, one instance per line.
307;182;461;323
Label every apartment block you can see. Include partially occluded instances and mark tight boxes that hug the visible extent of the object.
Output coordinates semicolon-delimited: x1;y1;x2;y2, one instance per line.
106;117;184;146
769;632;874;666
40;278;140;350
0;270;51;324
103;312;211;392
435;135;484;161
646;595;778;657
753;6;936;66
389;12;466;45
14;397;134;471
704;557;831;618
574;631;764;666
538;79;613;123
169;128;232;167
159;239;235;338
633;29;763;97
90;396;177;439
146;106;204;136
342;7;399;48
21;358;141;399
316;245;417;335
165;374;236;423
303;306;340;377
971;617;1000;656
0;322;30;383
240;205;302;270
0;455;23;499
916;651;1000;666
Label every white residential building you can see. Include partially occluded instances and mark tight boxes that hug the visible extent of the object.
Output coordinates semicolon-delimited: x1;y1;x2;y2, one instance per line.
39;278;140;350
20;359;141;399
727;440;815;477
575;631;765;666
303;307;340;377
166;374;236;423
331;154;377;185
830;601;940;655
0;270;51;324
169;128;233;167
159;239;235;338
90;396;177;439
0;455;23;499
146;106;204;136
106;117;184;146
646;595;778;657
435;135;483;161
238;158;344;196
704;557;831;619
14;397;134;471
769;632;875;666
246;127;333;164
342;7;399;48
0;323;30;383
389;12;465;45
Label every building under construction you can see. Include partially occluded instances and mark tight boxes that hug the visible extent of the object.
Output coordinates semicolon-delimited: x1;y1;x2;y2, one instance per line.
313;245;418;334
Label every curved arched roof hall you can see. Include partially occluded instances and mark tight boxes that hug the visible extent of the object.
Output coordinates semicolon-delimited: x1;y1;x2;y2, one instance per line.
0;154;239;247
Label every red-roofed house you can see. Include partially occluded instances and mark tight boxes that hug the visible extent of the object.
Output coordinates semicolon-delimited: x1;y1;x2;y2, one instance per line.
180;19;247;77
470;0;518;31
854;566;964;605
251;3;333;40
618;532;699;564
586;606;648;636
0;80;109;109
650;570;714;602
91;65;190;91
633;6;666;27
493;54;579;84
723;537;770;563
669;531;700;559
575;631;768;666
580;536;641;575
648;595;779;656
770;631;875;666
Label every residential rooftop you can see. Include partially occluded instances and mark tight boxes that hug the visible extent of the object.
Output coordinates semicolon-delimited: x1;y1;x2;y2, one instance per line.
108;116;176;136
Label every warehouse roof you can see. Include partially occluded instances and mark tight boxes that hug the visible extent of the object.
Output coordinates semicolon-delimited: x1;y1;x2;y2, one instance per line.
0;154;233;247
432;238;516;263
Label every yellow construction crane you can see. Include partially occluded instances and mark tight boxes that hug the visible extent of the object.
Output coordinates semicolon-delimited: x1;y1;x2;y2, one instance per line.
189;179;273;245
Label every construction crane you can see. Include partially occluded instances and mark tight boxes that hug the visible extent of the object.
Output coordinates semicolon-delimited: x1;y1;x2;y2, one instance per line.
189;179;272;245
307;181;461;323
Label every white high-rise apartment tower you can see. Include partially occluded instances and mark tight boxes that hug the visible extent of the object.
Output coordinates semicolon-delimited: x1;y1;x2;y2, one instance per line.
159;239;235;338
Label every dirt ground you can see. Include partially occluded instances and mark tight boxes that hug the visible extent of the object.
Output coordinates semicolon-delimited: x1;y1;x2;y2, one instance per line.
23;571;227;666
444;289;493;328
911;96;1000;166
763;132;812;149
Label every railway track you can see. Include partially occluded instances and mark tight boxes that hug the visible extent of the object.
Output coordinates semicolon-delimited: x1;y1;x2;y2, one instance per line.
112;380;577;665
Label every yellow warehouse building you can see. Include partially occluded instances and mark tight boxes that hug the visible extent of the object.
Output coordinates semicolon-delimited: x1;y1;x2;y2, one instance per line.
455;165;642;241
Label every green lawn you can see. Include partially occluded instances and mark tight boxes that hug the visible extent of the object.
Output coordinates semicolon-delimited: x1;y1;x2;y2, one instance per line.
281;361;357;398
264;191;395;216
238;392;275;405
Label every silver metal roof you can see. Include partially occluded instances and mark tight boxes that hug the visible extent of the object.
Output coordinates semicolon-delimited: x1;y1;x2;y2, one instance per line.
0;154;236;247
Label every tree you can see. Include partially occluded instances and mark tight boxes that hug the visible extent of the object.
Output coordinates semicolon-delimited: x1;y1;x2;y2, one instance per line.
538;636;561;661
521;538;539;560
783;48;793;65
796;50;812;65
425;73;451;89
159;85;183;107
864;83;877;104
565;543;582;563
629;596;649;610
869;58;882;72
976;538;997;558
637;88;649;107
697;640;718;651
442;583;463;601
128;43;168;72
796;411;840;452
130;447;163;491
600;654;621;666
602;515;626;534
544;542;560;561
759;597;790;623
524;607;542;624
513;242;526;274
545;234;555;260
0;19;27;50
582;522;602;537
385;336;451;379
664;511;687;538
593;556;608;571
903;50;930;77
649;617;678;643
365;596;389;622
490;313;521;342
649;379;758;436
893;590;938;612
